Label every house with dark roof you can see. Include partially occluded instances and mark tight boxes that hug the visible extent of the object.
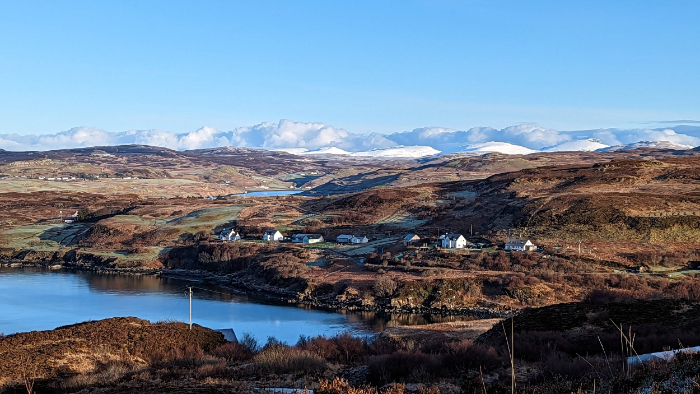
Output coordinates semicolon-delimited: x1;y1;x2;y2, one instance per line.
403;234;420;245
441;234;467;249
263;230;283;241
292;234;324;244
336;234;354;243
219;228;241;241
505;238;536;251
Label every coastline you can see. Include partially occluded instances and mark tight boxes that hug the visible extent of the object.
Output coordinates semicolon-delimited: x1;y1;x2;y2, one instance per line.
0;259;511;319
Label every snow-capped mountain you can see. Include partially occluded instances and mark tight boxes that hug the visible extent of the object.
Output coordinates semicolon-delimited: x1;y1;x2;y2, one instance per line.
273;145;438;158
596;141;694;152
349;145;441;158
301;147;351;155
544;139;610;152
461;142;536;155
2;121;700;157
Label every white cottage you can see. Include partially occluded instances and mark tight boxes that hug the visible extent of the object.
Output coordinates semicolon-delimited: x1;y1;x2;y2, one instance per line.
441;234;467;249
293;234;324;244
219;228;241;241
351;236;369;244
303;234;324;244
505;239;536;251
263;230;283;241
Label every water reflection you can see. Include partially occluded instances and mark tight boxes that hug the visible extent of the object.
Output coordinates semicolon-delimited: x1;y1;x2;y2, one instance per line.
0;267;475;343
235;190;303;197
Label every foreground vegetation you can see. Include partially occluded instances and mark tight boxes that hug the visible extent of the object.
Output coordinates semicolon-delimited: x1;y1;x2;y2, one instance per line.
3;299;700;393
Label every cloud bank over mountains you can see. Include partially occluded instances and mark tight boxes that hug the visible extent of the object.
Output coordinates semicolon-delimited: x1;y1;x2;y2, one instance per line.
1;119;700;156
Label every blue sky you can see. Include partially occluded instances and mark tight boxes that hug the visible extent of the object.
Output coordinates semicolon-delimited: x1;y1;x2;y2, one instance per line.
1;0;698;136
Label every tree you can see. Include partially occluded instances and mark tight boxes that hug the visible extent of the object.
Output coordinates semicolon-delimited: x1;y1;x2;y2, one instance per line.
76;208;93;221
373;277;398;298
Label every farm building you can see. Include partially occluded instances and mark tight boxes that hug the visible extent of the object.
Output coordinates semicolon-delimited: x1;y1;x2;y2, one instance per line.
441;234;467;249
263;230;283;241
505;239;536;251
350;236;369;244
292;234;324;244
336;234;353;243
219;228;241;241
403;234;420;245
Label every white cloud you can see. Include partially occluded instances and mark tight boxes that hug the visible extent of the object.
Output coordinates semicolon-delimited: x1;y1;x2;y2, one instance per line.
0;121;699;154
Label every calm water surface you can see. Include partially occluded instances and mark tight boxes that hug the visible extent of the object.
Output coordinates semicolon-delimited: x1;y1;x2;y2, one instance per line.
235;190;303;197
0;267;470;343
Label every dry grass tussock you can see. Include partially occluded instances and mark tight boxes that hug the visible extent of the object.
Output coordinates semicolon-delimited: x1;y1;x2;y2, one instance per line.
253;342;328;375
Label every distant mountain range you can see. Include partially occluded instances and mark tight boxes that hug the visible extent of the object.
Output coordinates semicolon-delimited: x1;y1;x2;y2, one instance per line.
2;120;700;158
273;139;696;158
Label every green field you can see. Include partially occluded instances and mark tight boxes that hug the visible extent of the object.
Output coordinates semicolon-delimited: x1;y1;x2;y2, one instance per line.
0;223;90;249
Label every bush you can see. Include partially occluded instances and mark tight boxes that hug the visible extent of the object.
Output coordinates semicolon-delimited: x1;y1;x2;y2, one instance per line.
211;342;254;362
318;377;378;394
373;277;398;298
440;340;502;372
253;344;328;375
367;351;441;385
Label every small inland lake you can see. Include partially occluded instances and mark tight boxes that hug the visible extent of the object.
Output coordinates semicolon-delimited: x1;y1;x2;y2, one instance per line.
0;267;472;343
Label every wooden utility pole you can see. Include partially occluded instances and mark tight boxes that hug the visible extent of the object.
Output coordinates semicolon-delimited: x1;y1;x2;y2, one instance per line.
578;240;582;255
188;286;193;330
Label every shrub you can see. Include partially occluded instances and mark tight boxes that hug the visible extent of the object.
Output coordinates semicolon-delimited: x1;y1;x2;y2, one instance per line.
373;277;398;298
253;344;328;375
440;340;502;372
211;342;254;362
318;377;378;394
367;351;441;385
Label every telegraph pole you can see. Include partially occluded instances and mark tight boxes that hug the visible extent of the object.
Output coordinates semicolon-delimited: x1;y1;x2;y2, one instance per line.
578;240;582;255
188;286;193;330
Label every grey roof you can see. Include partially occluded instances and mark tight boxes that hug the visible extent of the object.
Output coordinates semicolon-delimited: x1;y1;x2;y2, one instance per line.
264;230;279;235
404;234;420;242
506;238;530;246
445;234;464;240
293;233;323;239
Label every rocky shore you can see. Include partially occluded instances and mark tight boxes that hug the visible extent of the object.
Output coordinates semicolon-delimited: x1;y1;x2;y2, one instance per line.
0;259;511;319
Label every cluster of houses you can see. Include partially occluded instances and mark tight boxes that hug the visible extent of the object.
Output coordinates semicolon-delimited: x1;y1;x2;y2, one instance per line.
220;228;536;252
336;234;369;244
404;232;536;251
220;228;370;245
404;233;468;249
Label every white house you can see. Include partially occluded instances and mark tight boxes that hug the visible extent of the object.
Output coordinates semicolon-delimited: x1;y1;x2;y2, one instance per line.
263;230;283;241
441;234;467;249
350;236;369;244
505;239;536;251
403;234;420;245
293;234;324;244
219;228;241;241
303;234;324;244
336;234;354;243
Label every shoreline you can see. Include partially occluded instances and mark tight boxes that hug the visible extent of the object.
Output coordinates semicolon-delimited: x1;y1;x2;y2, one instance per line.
0;260;511;319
